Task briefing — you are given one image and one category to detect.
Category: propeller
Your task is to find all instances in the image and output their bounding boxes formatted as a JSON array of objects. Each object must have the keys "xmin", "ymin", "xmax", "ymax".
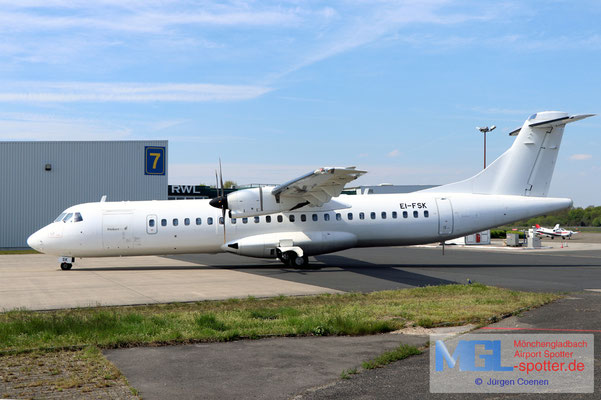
[{"xmin": 209, "ymin": 159, "xmax": 228, "ymax": 243}]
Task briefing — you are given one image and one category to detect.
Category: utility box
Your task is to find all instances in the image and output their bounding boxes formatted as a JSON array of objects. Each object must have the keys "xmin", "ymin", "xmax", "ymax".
[
  {"xmin": 506, "ymin": 233, "xmax": 521, "ymax": 247},
  {"xmin": 448, "ymin": 230, "xmax": 491, "ymax": 245},
  {"xmin": 527, "ymin": 228, "xmax": 541, "ymax": 248},
  {"xmin": 464, "ymin": 230, "xmax": 490, "ymax": 245}
]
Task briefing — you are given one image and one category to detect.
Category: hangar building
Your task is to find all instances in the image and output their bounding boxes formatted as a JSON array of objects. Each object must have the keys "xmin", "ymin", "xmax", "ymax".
[{"xmin": 0, "ymin": 141, "xmax": 168, "ymax": 248}]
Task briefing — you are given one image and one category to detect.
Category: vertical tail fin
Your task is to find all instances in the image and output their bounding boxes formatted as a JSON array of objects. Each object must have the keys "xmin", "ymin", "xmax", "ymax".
[{"xmin": 423, "ymin": 111, "xmax": 594, "ymax": 196}]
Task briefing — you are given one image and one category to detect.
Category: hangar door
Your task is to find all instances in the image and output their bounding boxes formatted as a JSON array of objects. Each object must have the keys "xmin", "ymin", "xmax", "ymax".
[
  {"xmin": 103, "ymin": 212, "xmax": 134, "ymax": 250},
  {"xmin": 436, "ymin": 198, "xmax": 454, "ymax": 235}
]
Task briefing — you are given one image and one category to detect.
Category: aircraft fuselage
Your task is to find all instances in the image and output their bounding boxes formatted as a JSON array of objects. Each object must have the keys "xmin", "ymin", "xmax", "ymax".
[{"xmin": 28, "ymin": 193, "xmax": 571, "ymax": 259}]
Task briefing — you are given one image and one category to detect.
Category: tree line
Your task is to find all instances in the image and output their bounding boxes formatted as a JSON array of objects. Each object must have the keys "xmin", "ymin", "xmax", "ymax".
[{"xmin": 511, "ymin": 206, "xmax": 601, "ymax": 228}]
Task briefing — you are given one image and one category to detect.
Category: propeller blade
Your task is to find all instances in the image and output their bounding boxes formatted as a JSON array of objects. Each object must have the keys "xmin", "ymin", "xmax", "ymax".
[
  {"xmin": 214, "ymin": 170, "xmax": 219, "ymax": 198},
  {"xmin": 219, "ymin": 158, "xmax": 224, "ymax": 199},
  {"xmin": 217, "ymin": 159, "xmax": 226, "ymax": 243},
  {"xmin": 222, "ymin": 206, "xmax": 226, "ymax": 243}
]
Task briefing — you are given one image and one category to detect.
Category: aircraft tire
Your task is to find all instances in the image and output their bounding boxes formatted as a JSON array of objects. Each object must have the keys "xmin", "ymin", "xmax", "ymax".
[
  {"xmin": 293, "ymin": 255, "xmax": 309, "ymax": 268},
  {"xmin": 279, "ymin": 252, "xmax": 292, "ymax": 267},
  {"xmin": 60, "ymin": 263, "xmax": 72, "ymax": 271}
]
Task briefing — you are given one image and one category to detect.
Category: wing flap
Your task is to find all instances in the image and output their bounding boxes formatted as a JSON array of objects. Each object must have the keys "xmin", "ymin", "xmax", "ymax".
[{"xmin": 272, "ymin": 167, "xmax": 366, "ymax": 206}]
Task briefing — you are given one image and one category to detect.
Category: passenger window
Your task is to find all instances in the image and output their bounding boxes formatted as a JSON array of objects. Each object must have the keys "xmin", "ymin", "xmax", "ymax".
[
  {"xmin": 370, "ymin": 212, "xmax": 376, "ymax": 220},
  {"xmin": 381, "ymin": 212, "xmax": 386, "ymax": 219},
  {"xmin": 359, "ymin": 212, "xmax": 365, "ymax": 220},
  {"xmin": 242, "ymin": 217, "xmax": 248, "ymax": 224},
  {"xmin": 231, "ymin": 218, "xmax": 236, "ymax": 224},
  {"xmin": 312, "ymin": 214, "xmax": 318, "ymax": 221},
  {"xmin": 277, "ymin": 215, "xmax": 283, "ymax": 223},
  {"xmin": 289, "ymin": 215, "xmax": 295, "ymax": 222},
  {"xmin": 184, "ymin": 218, "xmax": 190, "ymax": 226},
  {"xmin": 266, "ymin": 216, "xmax": 271, "ymax": 223},
  {"xmin": 196, "ymin": 217, "xmax": 202, "ymax": 225},
  {"xmin": 347, "ymin": 213, "xmax": 353, "ymax": 220},
  {"xmin": 301, "ymin": 214, "xmax": 306, "ymax": 222},
  {"xmin": 74, "ymin": 212, "xmax": 83, "ymax": 222},
  {"xmin": 254, "ymin": 216, "xmax": 260, "ymax": 223},
  {"xmin": 324, "ymin": 213, "xmax": 330, "ymax": 221},
  {"xmin": 403, "ymin": 211, "xmax": 408, "ymax": 219},
  {"xmin": 220, "ymin": 217, "xmax": 225, "ymax": 225},
  {"xmin": 173, "ymin": 218, "xmax": 179, "ymax": 226},
  {"xmin": 149, "ymin": 219, "xmax": 155, "ymax": 227},
  {"xmin": 392, "ymin": 211, "xmax": 397, "ymax": 219},
  {"xmin": 161, "ymin": 219, "xmax": 167, "ymax": 226},
  {"xmin": 207, "ymin": 217, "xmax": 213, "ymax": 225},
  {"xmin": 413, "ymin": 211, "xmax": 418, "ymax": 218},
  {"xmin": 54, "ymin": 213, "xmax": 66, "ymax": 223},
  {"xmin": 62, "ymin": 213, "xmax": 73, "ymax": 223},
  {"xmin": 424, "ymin": 210, "xmax": 429, "ymax": 218},
  {"xmin": 336, "ymin": 213, "xmax": 341, "ymax": 221}
]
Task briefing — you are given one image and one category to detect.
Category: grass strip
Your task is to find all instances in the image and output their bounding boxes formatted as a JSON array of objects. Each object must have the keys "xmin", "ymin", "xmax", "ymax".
[
  {"xmin": 0, "ymin": 249, "xmax": 39, "ymax": 255},
  {"xmin": 361, "ymin": 344, "xmax": 422, "ymax": 369},
  {"xmin": 0, "ymin": 283, "xmax": 560, "ymax": 353}
]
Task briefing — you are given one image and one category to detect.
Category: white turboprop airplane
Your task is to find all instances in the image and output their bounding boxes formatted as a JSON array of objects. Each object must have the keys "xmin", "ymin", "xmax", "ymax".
[
  {"xmin": 28, "ymin": 111, "xmax": 593, "ymax": 270},
  {"xmin": 535, "ymin": 224, "xmax": 578, "ymax": 239}
]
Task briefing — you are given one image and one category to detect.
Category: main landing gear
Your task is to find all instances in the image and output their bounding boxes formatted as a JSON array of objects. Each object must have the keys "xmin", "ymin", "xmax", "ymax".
[{"xmin": 279, "ymin": 251, "xmax": 309, "ymax": 268}]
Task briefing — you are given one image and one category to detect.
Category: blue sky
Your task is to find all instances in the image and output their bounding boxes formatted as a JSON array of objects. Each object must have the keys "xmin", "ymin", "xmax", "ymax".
[{"xmin": 1, "ymin": 0, "xmax": 599, "ymax": 206}]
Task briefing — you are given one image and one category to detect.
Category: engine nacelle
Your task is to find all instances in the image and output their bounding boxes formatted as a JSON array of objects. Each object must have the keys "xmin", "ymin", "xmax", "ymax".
[
  {"xmin": 226, "ymin": 186, "xmax": 304, "ymax": 218},
  {"xmin": 221, "ymin": 231, "xmax": 358, "ymax": 258}
]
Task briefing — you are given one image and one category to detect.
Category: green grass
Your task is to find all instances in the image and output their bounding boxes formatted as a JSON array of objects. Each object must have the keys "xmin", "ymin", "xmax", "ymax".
[
  {"xmin": 340, "ymin": 367, "xmax": 358, "ymax": 379},
  {"xmin": 0, "ymin": 249, "xmax": 39, "ymax": 255},
  {"xmin": 361, "ymin": 344, "xmax": 422, "ymax": 369},
  {"xmin": 0, "ymin": 283, "xmax": 560, "ymax": 353}
]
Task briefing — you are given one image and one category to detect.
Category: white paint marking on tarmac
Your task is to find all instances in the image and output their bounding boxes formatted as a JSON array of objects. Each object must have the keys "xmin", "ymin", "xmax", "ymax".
[{"xmin": 584, "ymin": 289, "xmax": 601, "ymax": 292}]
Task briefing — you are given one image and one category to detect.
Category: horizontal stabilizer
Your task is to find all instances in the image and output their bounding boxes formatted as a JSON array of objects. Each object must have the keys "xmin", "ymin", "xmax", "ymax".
[{"xmin": 509, "ymin": 114, "xmax": 594, "ymax": 136}]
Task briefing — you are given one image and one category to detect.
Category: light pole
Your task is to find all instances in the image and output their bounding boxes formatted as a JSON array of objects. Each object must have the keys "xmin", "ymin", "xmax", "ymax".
[{"xmin": 476, "ymin": 125, "xmax": 496, "ymax": 169}]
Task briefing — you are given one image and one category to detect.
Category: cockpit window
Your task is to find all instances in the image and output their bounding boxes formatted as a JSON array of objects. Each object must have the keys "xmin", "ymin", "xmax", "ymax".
[
  {"xmin": 54, "ymin": 213, "xmax": 66, "ymax": 223},
  {"xmin": 73, "ymin": 212, "xmax": 83, "ymax": 222},
  {"xmin": 529, "ymin": 113, "xmax": 537, "ymax": 120},
  {"xmin": 62, "ymin": 213, "xmax": 73, "ymax": 223}
]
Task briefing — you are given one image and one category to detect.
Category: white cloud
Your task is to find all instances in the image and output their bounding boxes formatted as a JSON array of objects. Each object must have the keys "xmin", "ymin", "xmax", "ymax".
[
  {"xmin": 387, "ymin": 149, "xmax": 400, "ymax": 157},
  {"xmin": 0, "ymin": 112, "xmax": 131, "ymax": 140},
  {"xmin": 0, "ymin": 82, "xmax": 272, "ymax": 103},
  {"xmin": 569, "ymin": 154, "xmax": 593, "ymax": 161}
]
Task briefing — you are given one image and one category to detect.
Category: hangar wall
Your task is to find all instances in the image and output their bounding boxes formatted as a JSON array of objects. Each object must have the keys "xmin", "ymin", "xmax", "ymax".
[{"xmin": 0, "ymin": 141, "xmax": 168, "ymax": 248}]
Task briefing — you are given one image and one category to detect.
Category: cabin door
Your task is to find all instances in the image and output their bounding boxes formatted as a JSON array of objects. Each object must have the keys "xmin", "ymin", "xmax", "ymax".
[{"xmin": 436, "ymin": 198, "xmax": 454, "ymax": 235}]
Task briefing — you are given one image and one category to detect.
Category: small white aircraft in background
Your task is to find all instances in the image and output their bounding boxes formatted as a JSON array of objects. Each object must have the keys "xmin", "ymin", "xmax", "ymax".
[
  {"xmin": 535, "ymin": 224, "xmax": 579, "ymax": 239},
  {"xmin": 27, "ymin": 111, "xmax": 593, "ymax": 270}
]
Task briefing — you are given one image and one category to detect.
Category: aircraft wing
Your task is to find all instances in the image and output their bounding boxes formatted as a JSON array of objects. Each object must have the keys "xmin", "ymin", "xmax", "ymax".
[{"xmin": 272, "ymin": 167, "xmax": 366, "ymax": 207}]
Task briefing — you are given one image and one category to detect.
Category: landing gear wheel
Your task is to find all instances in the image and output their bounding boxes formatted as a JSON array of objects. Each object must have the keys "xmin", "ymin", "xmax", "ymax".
[
  {"xmin": 60, "ymin": 262, "xmax": 72, "ymax": 270},
  {"xmin": 293, "ymin": 255, "xmax": 309, "ymax": 268},
  {"xmin": 279, "ymin": 252, "xmax": 293, "ymax": 266}
]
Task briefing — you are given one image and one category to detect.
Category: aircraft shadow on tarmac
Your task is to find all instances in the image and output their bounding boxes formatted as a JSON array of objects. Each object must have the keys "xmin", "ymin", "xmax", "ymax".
[{"xmin": 72, "ymin": 254, "xmax": 456, "ymax": 288}]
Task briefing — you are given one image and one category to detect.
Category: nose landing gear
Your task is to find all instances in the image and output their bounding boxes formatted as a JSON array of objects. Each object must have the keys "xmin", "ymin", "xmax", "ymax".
[
  {"xmin": 59, "ymin": 256, "xmax": 74, "ymax": 271},
  {"xmin": 60, "ymin": 262, "xmax": 72, "ymax": 270}
]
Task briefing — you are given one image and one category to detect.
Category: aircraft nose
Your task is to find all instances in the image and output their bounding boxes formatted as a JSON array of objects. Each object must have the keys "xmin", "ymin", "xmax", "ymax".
[{"xmin": 27, "ymin": 231, "xmax": 43, "ymax": 251}]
